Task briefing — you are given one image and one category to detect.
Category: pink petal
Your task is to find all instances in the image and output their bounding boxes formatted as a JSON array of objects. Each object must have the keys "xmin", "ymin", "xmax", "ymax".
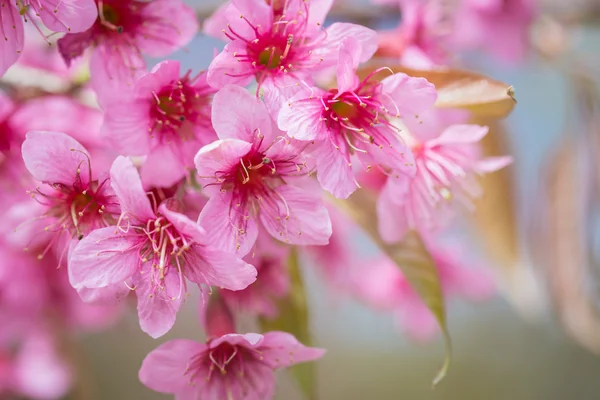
[
  {"xmin": 101, "ymin": 99, "xmax": 151, "ymax": 157},
  {"xmin": 336, "ymin": 37, "xmax": 361, "ymax": 94},
  {"xmin": 313, "ymin": 140, "xmax": 358, "ymax": 199},
  {"xmin": 11, "ymin": 96, "xmax": 103, "ymax": 145},
  {"xmin": 318, "ymin": 23, "xmax": 378, "ymax": 68},
  {"xmin": 68, "ymin": 226, "xmax": 141, "ymax": 289},
  {"xmin": 429, "ymin": 124, "xmax": 489, "ymax": 146},
  {"xmin": 135, "ymin": 0, "xmax": 198, "ymax": 57},
  {"xmin": 231, "ymin": 0, "xmax": 273, "ymax": 28},
  {"xmin": 21, "ymin": 130, "xmax": 91, "ymax": 186},
  {"xmin": 475, "ymin": 155, "xmax": 513, "ymax": 173},
  {"xmin": 202, "ymin": 2, "xmax": 233, "ymax": 40},
  {"xmin": 259, "ymin": 185, "xmax": 332, "ymax": 246},
  {"xmin": 158, "ymin": 201, "xmax": 206, "ymax": 242},
  {"xmin": 110, "ymin": 156, "xmax": 156, "ymax": 222},
  {"xmin": 206, "ymin": 45, "xmax": 255, "ymax": 89},
  {"xmin": 13, "ymin": 334, "xmax": 72, "ymax": 400},
  {"xmin": 211, "ymin": 84, "xmax": 273, "ymax": 143},
  {"xmin": 185, "ymin": 247, "xmax": 257, "ymax": 291},
  {"xmin": 0, "ymin": 7, "xmax": 24, "ymax": 76},
  {"xmin": 260, "ymin": 331, "xmax": 326, "ymax": 368},
  {"xmin": 89, "ymin": 44, "xmax": 146, "ymax": 103},
  {"xmin": 135, "ymin": 266, "xmax": 184, "ymax": 338},
  {"xmin": 377, "ymin": 178, "xmax": 411, "ymax": 243},
  {"xmin": 277, "ymin": 92, "xmax": 327, "ymax": 141},
  {"xmin": 36, "ymin": 0, "xmax": 97, "ymax": 33},
  {"xmin": 76, "ymin": 284, "xmax": 131, "ymax": 306},
  {"xmin": 197, "ymin": 191, "xmax": 259, "ymax": 256},
  {"xmin": 139, "ymin": 339, "xmax": 205, "ymax": 394},
  {"xmin": 141, "ymin": 144, "xmax": 188, "ymax": 188},
  {"xmin": 194, "ymin": 138, "xmax": 252, "ymax": 195},
  {"xmin": 380, "ymin": 72, "xmax": 437, "ymax": 117}
]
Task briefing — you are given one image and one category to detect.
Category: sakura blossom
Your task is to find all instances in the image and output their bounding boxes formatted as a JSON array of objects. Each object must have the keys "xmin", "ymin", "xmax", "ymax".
[
  {"xmin": 0, "ymin": 0, "xmax": 542, "ymax": 397},
  {"xmin": 195, "ymin": 84, "xmax": 332, "ymax": 255},
  {"xmin": 57, "ymin": 0, "xmax": 198, "ymax": 96},
  {"xmin": 279, "ymin": 36, "xmax": 437, "ymax": 198},
  {"xmin": 139, "ymin": 331, "xmax": 325, "ymax": 400},
  {"xmin": 0, "ymin": 0, "xmax": 97, "ymax": 77},
  {"xmin": 204, "ymin": 0, "xmax": 377, "ymax": 91},
  {"xmin": 99, "ymin": 60, "xmax": 217, "ymax": 188},
  {"xmin": 69, "ymin": 156, "xmax": 257, "ymax": 338},
  {"xmin": 372, "ymin": 109, "xmax": 512, "ymax": 242},
  {"xmin": 17, "ymin": 131, "xmax": 119, "ymax": 261}
]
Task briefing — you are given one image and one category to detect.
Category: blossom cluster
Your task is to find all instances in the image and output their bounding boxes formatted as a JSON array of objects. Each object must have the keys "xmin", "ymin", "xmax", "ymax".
[{"xmin": 0, "ymin": 0, "xmax": 529, "ymax": 398}]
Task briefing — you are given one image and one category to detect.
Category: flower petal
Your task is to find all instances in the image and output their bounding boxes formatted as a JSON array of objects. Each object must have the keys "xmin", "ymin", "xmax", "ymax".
[
  {"xmin": 318, "ymin": 23, "xmax": 378, "ymax": 68},
  {"xmin": 68, "ymin": 227, "xmax": 141, "ymax": 289},
  {"xmin": 36, "ymin": 0, "xmax": 97, "ymax": 33},
  {"xmin": 135, "ymin": 0, "xmax": 198, "ymax": 56},
  {"xmin": 428, "ymin": 124, "xmax": 489, "ymax": 146},
  {"xmin": 232, "ymin": 0, "xmax": 273, "ymax": 28},
  {"xmin": 380, "ymin": 73, "xmax": 438, "ymax": 117},
  {"xmin": 0, "ymin": 7, "xmax": 24, "ymax": 76},
  {"xmin": 259, "ymin": 185, "xmax": 332, "ymax": 246},
  {"xmin": 206, "ymin": 45, "xmax": 255, "ymax": 89},
  {"xmin": 194, "ymin": 138, "xmax": 252, "ymax": 196},
  {"xmin": 141, "ymin": 144, "xmax": 188, "ymax": 188},
  {"xmin": 135, "ymin": 266, "xmax": 184, "ymax": 338},
  {"xmin": 197, "ymin": 191, "xmax": 259, "ymax": 256},
  {"xmin": 336, "ymin": 37, "xmax": 361, "ymax": 93},
  {"xmin": 184, "ymin": 247, "xmax": 257, "ymax": 291},
  {"xmin": 110, "ymin": 156, "xmax": 156, "ymax": 222},
  {"xmin": 277, "ymin": 92, "xmax": 327, "ymax": 141},
  {"xmin": 260, "ymin": 331, "xmax": 326, "ymax": 368},
  {"xmin": 139, "ymin": 339, "xmax": 205, "ymax": 394},
  {"xmin": 21, "ymin": 130, "xmax": 91, "ymax": 186},
  {"xmin": 211, "ymin": 84, "xmax": 273, "ymax": 143},
  {"xmin": 313, "ymin": 140, "xmax": 358, "ymax": 199}
]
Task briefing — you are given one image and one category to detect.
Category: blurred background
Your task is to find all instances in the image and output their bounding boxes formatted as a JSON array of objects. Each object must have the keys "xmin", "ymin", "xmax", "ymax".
[{"xmin": 70, "ymin": 0, "xmax": 600, "ymax": 399}]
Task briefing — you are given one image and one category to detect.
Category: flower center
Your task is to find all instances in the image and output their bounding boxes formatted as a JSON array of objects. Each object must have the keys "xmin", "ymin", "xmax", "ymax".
[
  {"xmin": 149, "ymin": 76, "xmax": 214, "ymax": 142},
  {"xmin": 331, "ymin": 101, "xmax": 359, "ymax": 119},
  {"xmin": 258, "ymin": 47, "xmax": 284, "ymax": 69},
  {"xmin": 237, "ymin": 153, "xmax": 271, "ymax": 185},
  {"xmin": 101, "ymin": 4, "xmax": 119, "ymax": 25}
]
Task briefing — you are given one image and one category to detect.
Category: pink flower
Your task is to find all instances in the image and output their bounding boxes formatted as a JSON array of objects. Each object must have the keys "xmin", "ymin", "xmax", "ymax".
[
  {"xmin": 449, "ymin": 0, "xmax": 535, "ymax": 63},
  {"xmin": 139, "ymin": 331, "xmax": 325, "ymax": 400},
  {"xmin": 69, "ymin": 156, "xmax": 257, "ymax": 338},
  {"xmin": 5, "ymin": 333, "xmax": 72, "ymax": 400},
  {"xmin": 221, "ymin": 234, "xmax": 290, "ymax": 318},
  {"xmin": 278, "ymin": 37, "xmax": 437, "ymax": 198},
  {"xmin": 57, "ymin": 0, "xmax": 198, "ymax": 95},
  {"xmin": 0, "ymin": 0, "xmax": 97, "ymax": 77},
  {"xmin": 195, "ymin": 84, "xmax": 332, "ymax": 256},
  {"xmin": 353, "ymin": 238, "xmax": 495, "ymax": 342},
  {"xmin": 378, "ymin": 0, "xmax": 452, "ymax": 68},
  {"xmin": 100, "ymin": 60, "xmax": 217, "ymax": 188},
  {"xmin": 374, "ymin": 110, "xmax": 512, "ymax": 242},
  {"xmin": 204, "ymin": 0, "xmax": 377, "ymax": 91},
  {"xmin": 18, "ymin": 131, "xmax": 119, "ymax": 261}
]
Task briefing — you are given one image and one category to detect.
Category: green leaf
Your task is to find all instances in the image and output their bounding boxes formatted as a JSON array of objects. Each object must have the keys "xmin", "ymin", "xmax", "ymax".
[
  {"xmin": 332, "ymin": 190, "xmax": 452, "ymax": 387},
  {"xmin": 258, "ymin": 249, "xmax": 318, "ymax": 399}
]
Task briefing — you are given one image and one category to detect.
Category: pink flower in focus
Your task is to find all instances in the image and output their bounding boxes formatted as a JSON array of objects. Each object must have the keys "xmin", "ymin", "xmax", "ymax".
[
  {"xmin": 0, "ymin": 0, "xmax": 97, "ymax": 77},
  {"xmin": 139, "ymin": 331, "xmax": 325, "ymax": 400},
  {"xmin": 57, "ymin": 0, "xmax": 198, "ymax": 95},
  {"xmin": 18, "ymin": 131, "xmax": 119, "ymax": 260},
  {"xmin": 354, "ymin": 238, "xmax": 495, "ymax": 342},
  {"xmin": 69, "ymin": 156, "xmax": 257, "ymax": 338},
  {"xmin": 372, "ymin": 109, "xmax": 512, "ymax": 242},
  {"xmin": 204, "ymin": 0, "xmax": 377, "ymax": 91},
  {"xmin": 279, "ymin": 37, "xmax": 437, "ymax": 198},
  {"xmin": 221, "ymin": 234, "xmax": 290, "ymax": 318},
  {"xmin": 450, "ymin": 0, "xmax": 535, "ymax": 63},
  {"xmin": 195, "ymin": 84, "xmax": 332, "ymax": 256},
  {"xmin": 100, "ymin": 60, "xmax": 217, "ymax": 188}
]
